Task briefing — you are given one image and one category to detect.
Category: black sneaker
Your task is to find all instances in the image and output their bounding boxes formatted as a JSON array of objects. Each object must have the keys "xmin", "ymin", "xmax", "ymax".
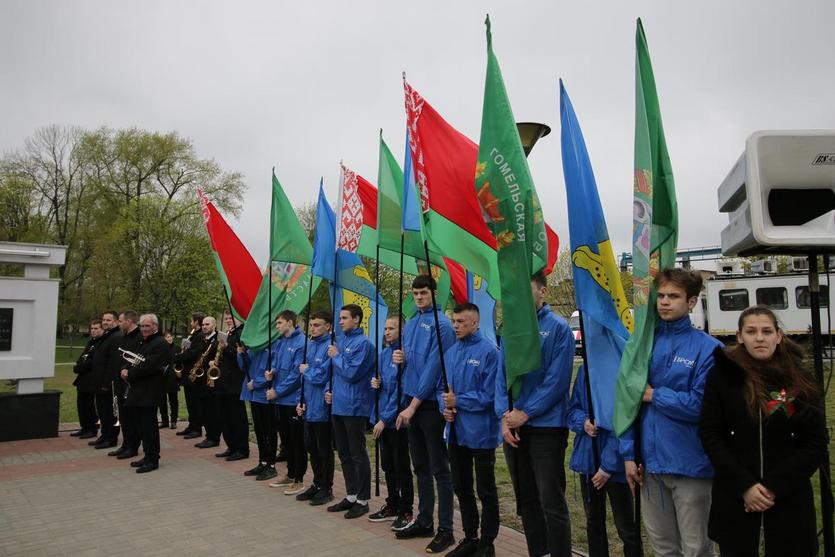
[
  {"xmin": 446, "ymin": 538, "xmax": 479, "ymax": 557},
  {"xmin": 394, "ymin": 520, "xmax": 434, "ymax": 539},
  {"xmin": 368, "ymin": 504, "xmax": 398, "ymax": 522},
  {"xmin": 244, "ymin": 463, "xmax": 266, "ymax": 477},
  {"xmin": 295, "ymin": 485, "xmax": 319, "ymax": 501},
  {"xmin": 391, "ymin": 512, "xmax": 413, "ymax": 531},
  {"xmin": 425, "ymin": 529, "xmax": 455, "ymax": 554},
  {"xmin": 327, "ymin": 498, "xmax": 354, "ymax": 513},
  {"xmin": 473, "ymin": 541, "xmax": 495, "ymax": 557},
  {"xmin": 310, "ymin": 489, "xmax": 334, "ymax": 506},
  {"xmin": 344, "ymin": 502, "xmax": 369, "ymax": 519},
  {"xmin": 255, "ymin": 465, "xmax": 277, "ymax": 481}
]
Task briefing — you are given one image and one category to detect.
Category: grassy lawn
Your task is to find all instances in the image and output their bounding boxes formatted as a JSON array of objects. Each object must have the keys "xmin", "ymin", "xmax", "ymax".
[{"xmin": 5, "ymin": 347, "xmax": 832, "ymax": 556}]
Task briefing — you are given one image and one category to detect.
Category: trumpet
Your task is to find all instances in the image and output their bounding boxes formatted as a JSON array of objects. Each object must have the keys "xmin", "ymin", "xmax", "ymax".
[
  {"xmin": 188, "ymin": 341, "xmax": 214, "ymax": 383},
  {"xmin": 173, "ymin": 327, "xmax": 195, "ymax": 379},
  {"xmin": 118, "ymin": 347, "xmax": 146, "ymax": 366}
]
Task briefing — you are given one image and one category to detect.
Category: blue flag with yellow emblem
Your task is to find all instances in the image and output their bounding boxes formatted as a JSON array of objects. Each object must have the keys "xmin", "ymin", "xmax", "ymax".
[{"xmin": 560, "ymin": 80, "xmax": 633, "ymax": 430}]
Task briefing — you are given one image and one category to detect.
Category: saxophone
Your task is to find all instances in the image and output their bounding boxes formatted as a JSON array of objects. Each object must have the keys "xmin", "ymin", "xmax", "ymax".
[
  {"xmin": 206, "ymin": 344, "xmax": 222, "ymax": 388},
  {"xmin": 173, "ymin": 327, "xmax": 196, "ymax": 379},
  {"xmin": 188, "ymin": 341, "xmax": 214, "ymax": 383}
]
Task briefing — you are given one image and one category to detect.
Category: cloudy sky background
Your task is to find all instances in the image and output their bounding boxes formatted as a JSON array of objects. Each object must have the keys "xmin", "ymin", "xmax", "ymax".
[{"xmin": 2, "ymin": 1, "xmax": 834, "ymax": 266}]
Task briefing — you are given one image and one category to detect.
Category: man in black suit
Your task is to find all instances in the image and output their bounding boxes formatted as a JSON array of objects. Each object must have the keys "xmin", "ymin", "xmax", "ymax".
[
  {"xmin": 71, "ymin": 319, "xmax": 103, "ymax": 439},
  {"xmin": 90, "ymin": 310, "xmax": 123, "ymax": 449},
  {"xmin": 174, "ymin": 312, "xmax": 207, "ymax": 439},
  {"xmin": 122, "ymin": 313, "xmax": 171, "ymax": 473},
  {"xmin": 213, "ymin": 311, "xmax": 250, "ymax": 461},
  {"xmin": 109, "ymin": 310, "xmax": 143, "ymax": 459}
]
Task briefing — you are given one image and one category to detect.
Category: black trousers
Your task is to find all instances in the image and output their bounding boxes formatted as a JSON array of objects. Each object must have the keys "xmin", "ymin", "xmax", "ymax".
[
  {"xmin": 158, "ymin": 391, "xmax": 178, "ymax": 425},
  {"xmin": 579, "ymin": 474, "xmax": 642, "ymax": 557},
  {"xmin": 408, "ymin": 402, "xmax": 454, "ymax": 531},
  {"xmin": 94, "ymin": 391, "xmax": 119, "ymax": 442},
  {"xmin": 76, "ymin": 391, "xmax": 98, "ymax": 433},
  {"xmin": 183, "ymin": 382, "xmax": 202, "ymax": 434},
  {"xmin": 133, "ymin": 405, "xmax": 160, "ymax": 462},
  {"xmin": 217, "ymin": 394, "xmax": 249, "ymax": 455},
  {"xmin": 449, "ymin": 443, "xmax": 500, "ymax": 542},
  {"xmin": 332, "ymin": 415, "xmax": 371, "ymax": 501},
  {"xmin": 250, "ymin": 401, "xmax": 276, "ymax": 465},
  {"xmin": 504, "ymin": 427, "xmax": 571, "ymax": 557},
  {"xmin": 118, "ymin": 396, "xmax": 140, "ymax": 452},
  {"xmin": 278, "ymin": 405, "xmax": 307, "ymax": 481},
  {"xmin": 380, "ymin": 427, "xmax": 414, "ymax": 513},
  {"xmin": 199, "ymin": 393, "xmax": 221, "ymax": 442},
  {"xmin": 305, "ymin": 420, "xmax": 334, "ymax": 491}
]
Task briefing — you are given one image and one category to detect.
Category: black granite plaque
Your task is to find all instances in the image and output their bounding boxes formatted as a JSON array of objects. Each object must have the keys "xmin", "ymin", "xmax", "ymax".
[{"xmin": 0, "ymin": 308, "xmax": 12, "ymax": 351}]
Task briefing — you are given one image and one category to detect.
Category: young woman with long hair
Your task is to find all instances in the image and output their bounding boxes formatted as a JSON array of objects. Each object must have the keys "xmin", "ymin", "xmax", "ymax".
[{"xmin": 699, "ymin": 305, "xmax": 827, "ymax": 556}]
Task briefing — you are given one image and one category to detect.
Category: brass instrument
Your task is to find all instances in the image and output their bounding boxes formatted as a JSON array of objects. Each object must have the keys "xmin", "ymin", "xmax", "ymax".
[
  {"xmin": 173, "ymin": 328, "xmax": 196, "ymax": 379},
  {"xmin": 206, "ymin": 348, "xmax": 222, "ymax": 388},
  {"xmin": 118, "ymin": 348, "xmax": 145, "ymax": 401},
  {"xmin": 188, "ymin": 340, "xmax": 214, "ymax": 383}
]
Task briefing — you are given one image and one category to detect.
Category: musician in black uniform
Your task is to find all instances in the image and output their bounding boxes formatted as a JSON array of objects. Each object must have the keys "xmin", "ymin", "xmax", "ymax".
[
  {"xmin": 89, "ymin": 311, "xmax": 122, "ymax": 449},
  {"xmin": 175, "ymin": 312, "xmax": 206, "ymax": 439},
  {"xmin": 158, "ymin": 330, "xmax": 180, "ymax": 429},
  {"xmin": 70, "ymin": 319, "xmax": 103, "ymax": 438},
  {"xmin": 194, "ymin": 316, "xmax": 222, "ymax": 449},
  {"xmin": 121, "ymin": 313, "xmax": 171, "ymax": 473},
  {"xmin": 109, "ymin": 310, "xmax": 143, "ymax": 460},
  {"xmin": 213, "ymin": 311, "xmax": 250, "ymax": 461}
]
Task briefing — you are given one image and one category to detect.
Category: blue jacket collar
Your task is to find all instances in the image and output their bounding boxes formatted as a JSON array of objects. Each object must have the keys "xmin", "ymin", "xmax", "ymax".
[
  {"xmin": 344, "ymin": 327, "xmax": 364, "ymax": 338},
  {"xmin": 657, "ymin": 314, "xmax": 692, "ymax": 334},
  {"xmin": 284, "ymin": 327, "xmax": 301, "ymax": 340},
  {"xmin": 458, "ymin": 330, "xmax": 483, "ymax": 345},
  {"xmin": 310, "ymin": 333, "xmax": 330, "ymax": 344},
  {"xmin": 386, "ymin": 340, "xmax": 401, "ymax": 350},
  {"xmin": 417, "ymin": 304, "xmax": 441, "ymax": 315},
  {"xmin": 536, "ymin": 303, "xmax": 552, "ymax": 320}
]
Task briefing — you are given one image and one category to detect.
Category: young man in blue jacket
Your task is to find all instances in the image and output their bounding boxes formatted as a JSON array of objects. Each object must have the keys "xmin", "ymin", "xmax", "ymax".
[
  {"xmin": 237, "ymin": 318, "xmax": 280, "ymax": 482},
  {"xmin": 326, "ymin": 304, "xmax": 376, "ymax": 519},
  {"xmin": 623, "ymin": 268, "xmax": 722, "ymax": 557},
  {"xmin": 495, "ymin": 271, "xmax": 575, "ymax": 557},
  {"xmin": 369, "ymin": 314, "xmax": 414, "ymax": 530},
  {"xmin": 441, "ymin": 303, "xmax": 500, "ymax": 557},
  {"xmin": 266, "ymin": 310, "xmax": 307, "ymax": 495},
  {"xmin": 393, "ymin": 274, "xmax": 456, "ymax": 554},
  {"xmin": 295, "ymin": 310, "xmax": 335, "ymax": 506},
  {"xmin": 568, "ymin": 366, "xmax": 640, "ymax": 557}
]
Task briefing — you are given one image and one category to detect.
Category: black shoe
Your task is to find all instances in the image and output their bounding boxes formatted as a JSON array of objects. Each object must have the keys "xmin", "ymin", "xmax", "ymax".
[
  {"xmin": 425, "ymin": 529, "xmax": 455, "ymax": 554},
  {"xmin": 327, "ymin": 498, "xmax": 354, "ymax": 513},
  {"xmin": 215, "ymin": 448, "xmax": 233, "ymax": 458},
  {"xmin": 395, "ymin": 520, "xmax": 435, "ymax": 539},
  {"xmin": 88, "ymin": 436, "xmax": 104, "ymax": 446},
  {"xmin": 446, "ymin": 538, "xmax": 479, "ymax": 557},
  {"xmin": 107, "ymin": 447, "xmax": 127, "ymax": 457},
  {"xmin": 255, "ymin": 465, "xmax": 277, "ymax": 481},
  {"xmin": 175, "ymin": 428, "xmax": 191, "ymax": 436},
  {"xmin": 276, "ymin": 451, "xmax": 287, "ymax": 463},
  {"xmin": 94, "ymin": 439, "xmax": 117, "ymax": 449},
  {"xmin": 473, "ymin": 542, "xmax": 495, "ymax": 557},
  {"xmin": 70, "ymin": 429, "xmax": 85, "ymax": 437},
  {"xmin": 183, "ymin": 431, "xmax": 201, "ymax": 440},
  {"xmin": 391, "ymin": 512, "xmax": 413, "ymax": 531},
  {"xmin": 368, "ymin": 504, "xmax": 398, "ymax": 522},
  {"xmin": 309, "ymin": 489, "xmax": 334, "ymax": 506},
  {"xmin": 344, "ymin": 502, "xmax": 369, "ymax": 519},
  {"xmin": 244, "ymin": 463, "xmax": 265, "ymax": 476},
  {"xmin": 136, "ymin": 461, "xmax": 159, "ymax": 473},
  {"xmin": 129, "ymin": 458, "xmax": 147, "ymax": 468},
  {"xmin": 195, "ymin": 439, "xmax": 219, "ymax": 449},
  {"xmin": 79, "ymin": 431, "xmax": 98, "ymax": 439},
  {"xmin": 295, "ymin": 485, "xmax": 319, "ymax": 501},
  {"xmin": 116, "ymin": 450, "xmax": 139, "ymax": 460},
  {"xmin": 158, "ymin": 422, "xmax": 169, "ymax": 429},
  {"xmin": 169, "ymin": 421, "xmax": 177, "ymax": 430},
  {"xmin": 226, "ymin": 452, "xmax": 249, "ymax": 462}
]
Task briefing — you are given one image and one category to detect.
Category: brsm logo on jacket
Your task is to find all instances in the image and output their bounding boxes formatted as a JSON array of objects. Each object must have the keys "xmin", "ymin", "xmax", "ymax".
[
  {"xmin": 673, "ymin": 355, "xmax": 695, "ymax": 368},
  {"xmin": 467, "ymin": 358, "xmax": 481, "ymax": 367},
  {"xmin": 420, "ymin": 323, "xmax": 432, "ymax": 331},
  {"xmin": 539, "ymin": 330, "xmax": 550, "ymax": 338}
]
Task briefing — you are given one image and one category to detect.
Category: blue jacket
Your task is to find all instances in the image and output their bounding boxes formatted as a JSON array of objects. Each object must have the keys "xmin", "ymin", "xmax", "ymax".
[
  {"xmin": 270, "ymin": 327, "xmax": 305, "ymax": 406},
  {"xmin": 402, "ymin": 306, "xmax": 455, "ymax": 403},
  {"xmin": 620, "ymin": 315, "xmax": 723, "ymax": 479},
  {"xmin": 568, "ymin": 366, "xmax": 629, "ymax": 483},
  {"xmin": 371, "ymin": 341, "xmax": 406, "ymax": 428},
  {"xmin": 302, "ymin": 334, "xmax": 331, "ymax": 423},
  {"xmin": 331, "ymin": 327, "xmax": 375, "ymax": 417},
  {"xmin": 494, "ymin": 304, "xmax": 575, "ymax": 427},
  {"xmin": 440, "ymin": 330, "xmax": 500, "ymax": 449},
  {"xmin": 238, "ymin": 342, "xmax": 277, "ymax": 404}
]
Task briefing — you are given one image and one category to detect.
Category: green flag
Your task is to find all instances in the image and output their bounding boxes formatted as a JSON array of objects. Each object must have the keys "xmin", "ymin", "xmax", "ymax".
[
  {"xmin": 613, "ymin": 19, "xmax": 679, "ymax": 436},
  {"xmin": 475, "ymin": 15, "xmax": 544, "ymax": 397},
  {"xmin": 241, "ymin": 169, "xmax": 322, "ymax": 351}
]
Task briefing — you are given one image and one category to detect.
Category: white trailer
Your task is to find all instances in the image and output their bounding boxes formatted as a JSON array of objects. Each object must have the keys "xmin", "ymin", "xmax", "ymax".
[{"xmin": 702, "ymin": 273, "xmax": 834, "ymax": 337}]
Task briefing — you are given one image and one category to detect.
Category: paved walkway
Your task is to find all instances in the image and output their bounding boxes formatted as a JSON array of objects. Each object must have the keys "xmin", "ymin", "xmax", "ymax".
[{"xmin": 0, "ymin": 425, "xmax": 565, "ymax": 557}]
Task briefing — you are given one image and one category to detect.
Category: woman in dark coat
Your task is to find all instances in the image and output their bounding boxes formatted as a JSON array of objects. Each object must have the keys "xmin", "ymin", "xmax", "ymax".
[
  {"xmin": 699, "ymin": 305, "xmax": 827, "ymax": 557},
  {"xmin": 158, "ymin": 330, "xmax": 180, "ymax": 429}
]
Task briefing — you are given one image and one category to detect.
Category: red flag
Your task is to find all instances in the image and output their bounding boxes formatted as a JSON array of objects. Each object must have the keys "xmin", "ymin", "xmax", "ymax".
[{"xmin": 545, "ymin": 223, "xmax": 559, "ymax": 275}]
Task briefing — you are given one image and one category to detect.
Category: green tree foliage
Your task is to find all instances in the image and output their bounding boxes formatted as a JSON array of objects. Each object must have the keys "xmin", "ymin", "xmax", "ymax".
[{"xmin": 0, "ymin": 125, "xmax": 246, "ymax": 334}]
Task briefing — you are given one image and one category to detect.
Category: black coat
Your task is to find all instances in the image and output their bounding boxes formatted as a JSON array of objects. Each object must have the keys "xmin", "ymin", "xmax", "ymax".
[
  {"xmin": 161, "ymin": 342, "xmax": 180, "ymax": 393},
  {"xmin": 174, "ymin": 330, "xmax": 206, "ymax": 390},
  {"xmin": 90, "ymin": 327, "xmax": 123, "ymax": 392},
  {"xmin": 699, "ymin": 348, "xmax": 827, "ymax": 556},
  {"xmin": 125, "ymin": 331, "xmax": 171, "ymax": 407},
  {"xmin": 213, "ymin": 324, "xmax": 245, "ymax": 395},
  {"xmin": 115, "ymin": 327, "xmax": 143, "ymax": 397},
  {"xmin": 72, "ymin": 337, "xmax": 100, "ymax": 394}
]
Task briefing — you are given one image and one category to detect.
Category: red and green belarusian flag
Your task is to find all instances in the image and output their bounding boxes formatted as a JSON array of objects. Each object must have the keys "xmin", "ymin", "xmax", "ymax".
[
  {"xmin": 198, "ymin": 189, "xmax": 262, "ymax": 320},
  {"xmin": 475, "ymin": 16, "xmax": 546, "ymax": 395},
  {"xmin": 614, "ymin": 19, "xmax": 679, "ymax": 436}
]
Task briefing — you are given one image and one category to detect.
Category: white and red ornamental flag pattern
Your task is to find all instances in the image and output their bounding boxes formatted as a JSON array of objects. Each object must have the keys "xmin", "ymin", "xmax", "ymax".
[{"xmin": 337, "ymin": 164, "xmax": 364, "ymax": 253}]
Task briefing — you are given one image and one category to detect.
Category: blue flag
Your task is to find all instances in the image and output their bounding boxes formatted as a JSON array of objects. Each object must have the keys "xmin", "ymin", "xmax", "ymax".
[
  {"xmin": 311, "ymin": 180, "xmax": 336, "ymax": 282},
  {"xmin": 560, "ymin": 80, "xmax": 633, "ymax": 430},
  {"xmin": 402, "ymin": 131, "xmax": 422, "ymax": 233},
  {"xmin": 466, "ymin": 272, "xmax": 497, "ymax": 347}
]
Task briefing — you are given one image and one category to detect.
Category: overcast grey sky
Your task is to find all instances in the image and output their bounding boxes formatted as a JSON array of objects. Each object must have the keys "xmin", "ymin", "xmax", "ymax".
[{"xmin": 2, "ymin": 0, "xmax": 834, "ymax": 265}]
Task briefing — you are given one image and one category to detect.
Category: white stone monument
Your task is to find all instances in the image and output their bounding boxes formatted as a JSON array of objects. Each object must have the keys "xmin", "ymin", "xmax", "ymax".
[{"xmin": 0, "ymin": 241, "xmax": 67, "ymax": 441}]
